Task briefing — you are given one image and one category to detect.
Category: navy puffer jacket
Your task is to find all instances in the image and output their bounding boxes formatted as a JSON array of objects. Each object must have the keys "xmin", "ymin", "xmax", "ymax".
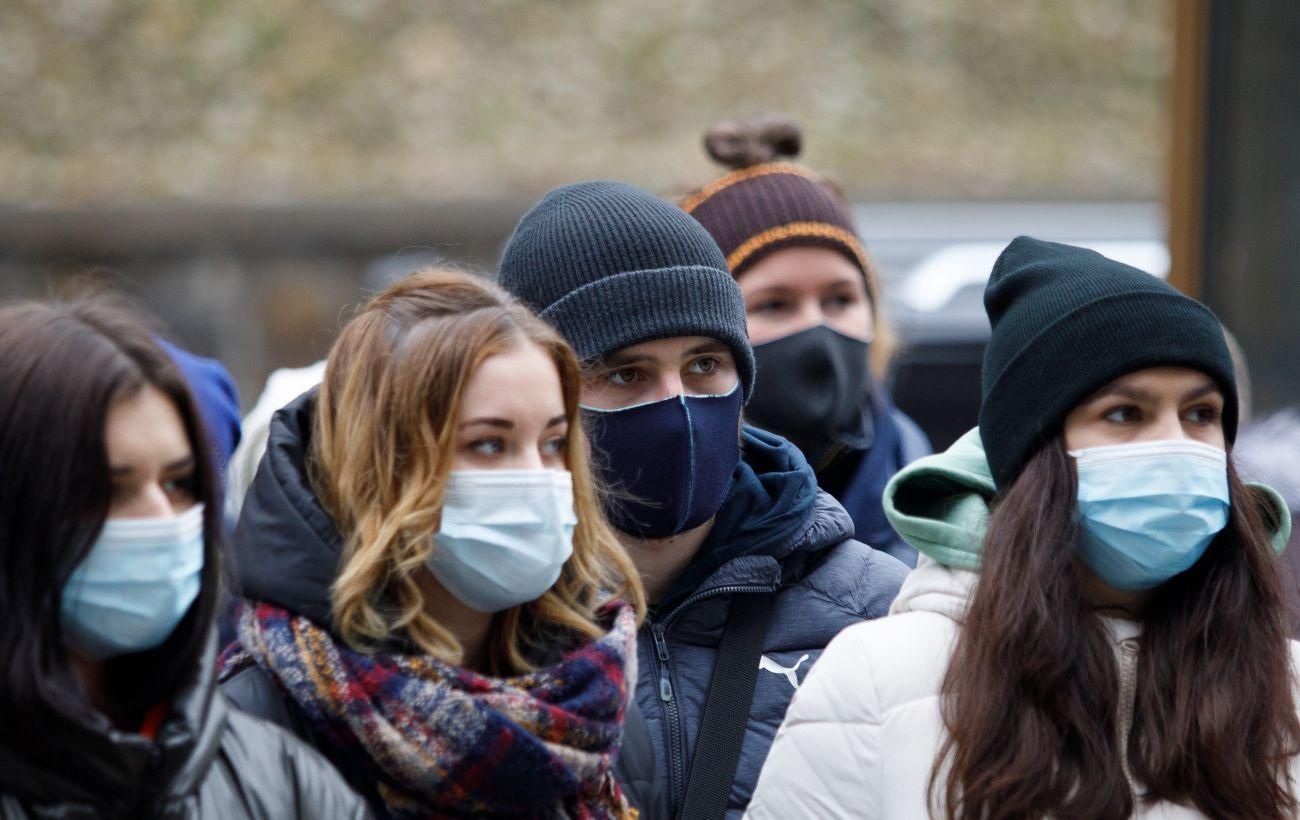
[{"xmin": 638, "ymin": 425, "xmax": 908, "ymax": 818}]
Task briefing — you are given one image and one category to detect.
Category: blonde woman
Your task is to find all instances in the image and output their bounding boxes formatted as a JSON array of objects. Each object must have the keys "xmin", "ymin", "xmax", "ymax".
[{"xmin": 220, "ymin": 270, "xmax": 652, "ymax": 820}]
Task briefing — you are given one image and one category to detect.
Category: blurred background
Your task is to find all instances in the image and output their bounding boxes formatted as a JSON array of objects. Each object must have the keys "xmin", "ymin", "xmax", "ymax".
[{"xmin": 1, "ymin": 0, "xmax": 1295, "ymax": 446}]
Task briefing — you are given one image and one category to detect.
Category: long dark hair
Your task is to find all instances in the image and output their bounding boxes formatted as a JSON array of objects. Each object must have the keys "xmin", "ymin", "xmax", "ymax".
[
  {"xmin": 0, "ymin": 298, "xmax": 221, "ymax": 783},
  {"xmin": 933, "ymin": 437, "xmax": 1299, "ymax": 819}
]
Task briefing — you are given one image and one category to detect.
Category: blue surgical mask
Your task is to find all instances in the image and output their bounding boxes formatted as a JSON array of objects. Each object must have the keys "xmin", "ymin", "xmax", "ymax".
[
  {"xmin": 61, "ymin": 503, "xmax": 206, "ymax": 660},
  {"xmin": 1070, "ymin": 440, "xmax": 1230, "ymax": 592},
  {"xmin": 582, "ymin": 382, "xmax": 742, "ymax": 538},
  {"xmin": 428, "ymin": 470, "xmax": 576, "ymax": 613}
]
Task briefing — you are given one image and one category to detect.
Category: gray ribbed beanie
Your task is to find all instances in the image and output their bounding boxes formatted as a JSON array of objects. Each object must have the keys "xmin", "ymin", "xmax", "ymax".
[{"xmin": 497, "ymin": 180, "xmax": 755, "ymax": 400}]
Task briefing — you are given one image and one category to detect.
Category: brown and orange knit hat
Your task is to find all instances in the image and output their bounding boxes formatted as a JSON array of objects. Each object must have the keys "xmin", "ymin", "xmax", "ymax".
[{"xmin": 682, "ymin": 117, "xmax": 875, "ymax": 302}]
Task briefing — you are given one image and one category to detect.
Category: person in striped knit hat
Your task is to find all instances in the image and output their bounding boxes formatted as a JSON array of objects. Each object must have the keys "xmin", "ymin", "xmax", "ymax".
[{"xmin": 684, "ymin": 116, "xmax": 930, "ymax": 566}]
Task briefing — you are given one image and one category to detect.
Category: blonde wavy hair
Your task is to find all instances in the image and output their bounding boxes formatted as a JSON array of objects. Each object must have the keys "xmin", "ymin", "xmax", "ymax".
[{"xmin": 311, "ymin": 268, "xmax": 646, "ymax": 674}]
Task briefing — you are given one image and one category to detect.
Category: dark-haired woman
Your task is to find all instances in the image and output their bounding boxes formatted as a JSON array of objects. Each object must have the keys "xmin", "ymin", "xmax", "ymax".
[
  {"xmin": 0, "ymin": 299, "xmax": 369, "ymax": 819},
  {"xmin": 746, "ymin": 237, "xmax": 1300, "ymax": 819},
  {"xmin": 684, "ymin": 116, "xmax": 930, "ymax": 566}
]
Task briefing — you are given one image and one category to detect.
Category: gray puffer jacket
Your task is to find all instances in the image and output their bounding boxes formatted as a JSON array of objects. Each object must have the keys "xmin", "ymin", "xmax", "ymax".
[
  {"xmin": 0, "ymin": 634, "xmax": 370, "ymax": 820},
  {"xmin": 639, "ymin": 426, "xmax": 908, "ymax": 818}
]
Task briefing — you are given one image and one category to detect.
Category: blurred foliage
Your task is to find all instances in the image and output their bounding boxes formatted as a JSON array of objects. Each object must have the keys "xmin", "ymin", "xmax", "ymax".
[{"xmin": 0, "ymin": 0, "xmax": 1168, "ymax": 204}]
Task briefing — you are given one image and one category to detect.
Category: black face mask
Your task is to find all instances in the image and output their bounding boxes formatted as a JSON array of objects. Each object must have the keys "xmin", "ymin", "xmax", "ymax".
[{"xmin": 746, "ymin": 325, "xmax": 871, "ymax": 464}]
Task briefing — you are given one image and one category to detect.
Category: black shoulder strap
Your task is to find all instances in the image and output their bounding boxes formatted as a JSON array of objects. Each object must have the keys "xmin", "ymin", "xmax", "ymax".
[{"xmin": 676, "ymin": 591, "xmax": 776, "ymax": 820}]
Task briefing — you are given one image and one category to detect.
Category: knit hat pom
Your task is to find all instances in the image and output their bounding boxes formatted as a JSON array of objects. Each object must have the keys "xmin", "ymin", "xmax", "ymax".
[{"xmin": 704, "ymin": 115, "xmax": 802, "ymax": 170}]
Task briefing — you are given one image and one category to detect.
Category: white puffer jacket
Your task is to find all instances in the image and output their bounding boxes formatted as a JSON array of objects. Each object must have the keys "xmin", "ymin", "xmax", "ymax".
[{"xmin": 744, "ymin": 555, "xmax": 1300, "ymax": 819}]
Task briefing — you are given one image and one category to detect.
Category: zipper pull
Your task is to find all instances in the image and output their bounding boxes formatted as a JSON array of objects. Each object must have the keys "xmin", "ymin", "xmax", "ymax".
[
  {"xmin": 652, "ymin": 625, "xmax": 670, "ymax": 661},
  {"xmin": 652, "ymin": 625, "xmax": 673, "ymax": 701}
]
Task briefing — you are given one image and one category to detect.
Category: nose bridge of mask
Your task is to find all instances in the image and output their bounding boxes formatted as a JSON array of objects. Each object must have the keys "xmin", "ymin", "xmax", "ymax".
[
  {"xmin": 98, "ymin": 501, "xmax": 205, "ymax": 540},
  {"xmin": 80, "ymin": 504, "xmax": 207, "ymax": 580},
  {"xmin": 1070, "ymin": 439, "xmax": 1227, "ymax": 467},
  {"xmin": 442, "ymin": 469, "xmax": 575, "ymax": 522},
  {"xmin": 1073, "ymin": 440, "xmax": 1228, "ymax": 503}
]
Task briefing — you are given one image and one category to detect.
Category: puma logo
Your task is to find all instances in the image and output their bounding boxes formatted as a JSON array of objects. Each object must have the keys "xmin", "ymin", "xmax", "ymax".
[{"xmin": 759, "ymin": 653, "xmax": 810, "ymax": 691}]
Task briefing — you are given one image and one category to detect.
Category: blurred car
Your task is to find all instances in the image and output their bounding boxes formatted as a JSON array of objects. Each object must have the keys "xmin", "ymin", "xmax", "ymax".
[{"xmin": 854, "ymin": 202, "xmax": 1168, "ymax": 450}]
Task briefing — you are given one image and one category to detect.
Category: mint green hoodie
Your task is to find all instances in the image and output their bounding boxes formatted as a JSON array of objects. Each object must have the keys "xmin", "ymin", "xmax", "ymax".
[{"xmin": 882, "ymin": 428, "xmax": 1292, "ymax": 571}]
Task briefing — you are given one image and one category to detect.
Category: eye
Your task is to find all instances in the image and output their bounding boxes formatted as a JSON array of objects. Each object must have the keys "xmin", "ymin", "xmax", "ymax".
[
  {"xmin": 1102, "ymin": 405, "xmax": 1141, "ymax": 424},
  {"xmin": 1184, "ymin": 404, "xmax": 1222, "ymax": 426},
  {"xmin": 822, "ymin": 292, "xmax": 857, "ymax": 313},
  {"xmin": 467, "ymin": 437, "xmax": 505, "ymax": 456},
  {"xmin": 162, "ymin": 473, "xmax": 197, "ymax": 501},
  {"xmin": 688, "ymin": 356, "xmax": 721, "ymax": 376},
  {"xmin": 606, "ymin": 368, "xmax": 642, "ymax": 387},
  {"xmin": 749, "ymin": 298, "xmax": 792, "ymax": 316},
  {"xmin": 540, "ymin": 435, "xmax": 568, "ymax": 455}
]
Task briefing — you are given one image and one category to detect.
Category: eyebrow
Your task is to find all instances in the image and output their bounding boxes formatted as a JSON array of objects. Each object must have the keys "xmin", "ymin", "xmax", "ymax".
[
  {"xmin": 1087, "ymin": 379, "xmax": 1221, "ymax": 405},
  {"xmin": 459, "ymin": 415, "xmax": 568, "ymax": 430},
  {"xmin": 684, "ymin": 340, "xmax": 730, "ymax": 357},
  {"xmin": 597, "ymin": 340, "xmax": 729, "ymax": 370},
  {"xmin": 598, "ymin": 351, "xmax": 652, "ymax": 369},
  {"xmin": 109, "ymin": 455, "xmax": 195, "ymax": 478},
  {"xmin": 747, "ymin": 285, "xmax": 797, "ymax": 298}
]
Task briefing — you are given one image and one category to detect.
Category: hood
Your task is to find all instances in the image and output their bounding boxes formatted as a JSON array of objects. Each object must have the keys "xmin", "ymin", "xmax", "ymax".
[
  {"xmin": 883, "ymin": 428, "xmax": 1293, "ymax": 573},
  {"xmin": 889, "ymin": 553, "xmax": 977, "ymax": 620},
  {"xmin": 660, "ymin": 425, "xmax": 854, "ymax": 606},
  {"xmin": 882, "ymin": 429, "xmax": 995, "ymax": 571},
  {"xmin": 0, "ymin": 631, "xmax": 228, "ymax": 812},
  {"xmin": 229, "ymin": 388, "xmax": 343, "ymax": 628}
]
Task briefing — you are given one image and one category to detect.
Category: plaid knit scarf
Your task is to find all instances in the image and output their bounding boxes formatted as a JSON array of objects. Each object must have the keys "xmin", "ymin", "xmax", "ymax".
[{"xmin": 221, "ymin": 601, "xmax": 638, "ymax": 819}]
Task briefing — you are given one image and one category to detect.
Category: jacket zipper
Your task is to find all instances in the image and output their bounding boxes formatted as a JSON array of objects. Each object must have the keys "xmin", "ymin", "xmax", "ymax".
[
  {"xmin": 1116, "ymin": 639, "xmax": 1141, "ymax": 802},
  {"xmin": 648, "ymin": 582, "xmax": 779, "ymax": 815}
]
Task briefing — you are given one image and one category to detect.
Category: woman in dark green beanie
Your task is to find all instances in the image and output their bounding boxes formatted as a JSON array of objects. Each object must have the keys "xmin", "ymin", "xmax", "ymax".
[{"xmin": 747, "ymin": 236, "xmax": 1300, "ymax": 820}]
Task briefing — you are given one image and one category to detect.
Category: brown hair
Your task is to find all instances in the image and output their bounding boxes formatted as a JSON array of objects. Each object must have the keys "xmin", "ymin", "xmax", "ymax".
[
  {"xmin": 312, "ymin": 269, "xmax": 645, "ymax": 675},
  {"xmin": 0, "ymin": 297, "xmax": 221, "ymax": 789},
  {"xmin": 704, "ymin": 114, "xmax": 803, "ymax": 169},
  {"xmin": 932, "ymin": 438, "xmax": 1299, "ymax": 818}
]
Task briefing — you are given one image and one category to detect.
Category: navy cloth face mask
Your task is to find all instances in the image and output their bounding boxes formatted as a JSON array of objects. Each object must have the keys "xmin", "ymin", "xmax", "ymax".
[{"xmin": 582, "ymin": 383, "xmax": 743, "ymax": 538}]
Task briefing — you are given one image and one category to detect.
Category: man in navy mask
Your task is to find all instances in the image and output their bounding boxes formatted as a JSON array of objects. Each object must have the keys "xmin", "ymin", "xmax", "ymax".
[{"xmin": 499, "ymin": 180, "xmax": 907, "ymax": 819}]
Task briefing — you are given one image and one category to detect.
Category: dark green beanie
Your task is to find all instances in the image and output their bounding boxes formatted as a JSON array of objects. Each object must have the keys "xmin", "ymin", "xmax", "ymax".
[
  {"xmin": 980, "ymin": 236, "xmax": 1238, "ymax": 489},
  {"xmin": 498, "ymin": 180, "xmax": 755, "ymax": 400}
]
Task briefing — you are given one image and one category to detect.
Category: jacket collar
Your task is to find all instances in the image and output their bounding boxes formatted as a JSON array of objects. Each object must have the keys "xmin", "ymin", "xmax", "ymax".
[
  {"xmin": 231, "ymin": 388, "xmax": 343, "ymax": 629},
  {"xmin": 0, "ymin": 631, "xmax": 228, "ymax": 813}
]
